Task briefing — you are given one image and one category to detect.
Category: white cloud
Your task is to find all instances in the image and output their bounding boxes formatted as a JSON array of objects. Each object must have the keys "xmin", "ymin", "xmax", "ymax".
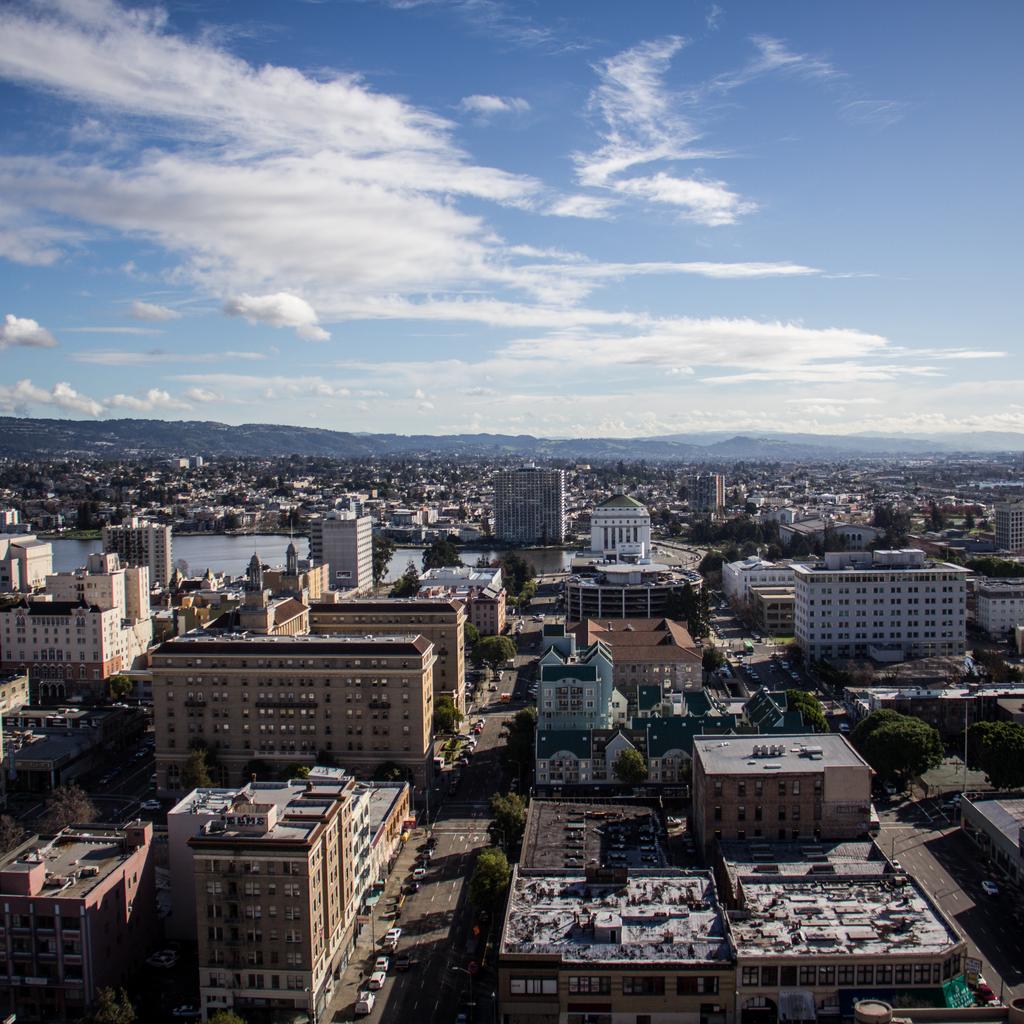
[
  {"xmin": 63, "ymin": 326, "xmax": 161, "ymax": 334},
  {"xmin": 544, "ymin": 194, "xmax": 618, "ymax": 219},
  {"xmin": 73, "ymin": 348, "xmax": 265, "ymax": 366},
  {"xmin": 130, "ymin": 299, "xmax": 181, "ymax": 321},
  {"xmin": 614, "ymin": 172, "xmax": 757, "ymax": 225},
  {"xmin": 0, "ymin": 378, "xmax": 103, "ymax": 417},
  {"xmin": 0, "ymin": 313, "xmax": 57, "ymax": 349},
  {"xmin": 184, "ymin": 386, "xmax": 221, "ymax": 402},
  {"xmin": 457, "ymin": 94, "xmax": 530, "ymax": 119},
  {"xmin": 107, "ymin": 388, "xmax": 192, "ymax": 412},
  {"xmin": 224, "ymin": 293, "xmax": 330, "ymax": 342}
]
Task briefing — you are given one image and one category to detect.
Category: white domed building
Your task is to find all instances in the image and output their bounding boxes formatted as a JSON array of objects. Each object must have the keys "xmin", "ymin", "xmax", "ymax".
[{"xmin": 590, "ymin": 494, "xmax": 652, "ymax": 561}]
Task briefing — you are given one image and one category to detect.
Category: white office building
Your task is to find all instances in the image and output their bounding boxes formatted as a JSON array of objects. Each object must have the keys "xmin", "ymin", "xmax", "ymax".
[
  {"xmin": 975, "ymin": 580, "xmax": 1024, "ymax": 637},
  {"xmin": 995, "ymin": 500, "xmax": 1024, "ymax": 553},
  {"xmin": 590, "ymin": 494, "xmax": 651, "ymax": 560},
  {"xmin": 722, "ymin": 556, "xmax": 797, "ymax": 605},
  {"xmin": 793, "ymin": 549, "xmax": 967, "ymax": 662},
  {"xmin": 103, "ymin": 516, "xmax": 173, "ymax": 587},
  {"xmin": 308, "ymin": 512, "xmax": 373, "ymax": 591},
  {"xmin": 0, "ymin": 534, "xmax": 52, "ymax": 592},
  {"xmin": 493, "ymin": 467, "xmax": 565, "ymax": 544}
]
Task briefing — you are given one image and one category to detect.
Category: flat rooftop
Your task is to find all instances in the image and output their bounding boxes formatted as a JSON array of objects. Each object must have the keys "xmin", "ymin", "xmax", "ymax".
[
  {"xmin": 0, "ymin": 825, "xmax": 142, "ymax": 899},
  {"xmin": 730, "ymin": 874, "xmax": 961, "ymax": 958},
  {"xmin": 155, "ymin": 633, "xmax": 431, "ymax": 656},
  {"xmin": 720, "ymin": 839, "xmax": 887, "ymax": 880},
  {"xmin": 521, "ymin": 801, "xmax": 669, "ymax": 872},
  {"xmin": 693, "ymin": 734, "xmax": 869, "ymax": 775},
  {"xmin": 503, "ymin": 870, "xmax": 730, "ymax": 963},
  {"xmin": 963, "ymin": 798, "xmax": 1024, "ymax": 846}
]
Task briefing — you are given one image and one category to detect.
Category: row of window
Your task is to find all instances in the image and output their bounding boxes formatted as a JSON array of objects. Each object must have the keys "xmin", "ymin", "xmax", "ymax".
[
  {"xmin": 514, "ymin": 975, "xmax": 721, "ymax": 996},
  {"xmin": 741, "ymin": 960, "xmax": 953, "ymax": 987}
]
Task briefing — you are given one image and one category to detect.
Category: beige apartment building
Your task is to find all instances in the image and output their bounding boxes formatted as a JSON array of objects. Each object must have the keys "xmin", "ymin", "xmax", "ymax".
[
  {"xmin": 187, "ymin": 770, "xmax": 353, "ymax": 1023},
  {"xmin": 692, "ymin": 734, "xmax": 873, "ymax": 859},
  {"xmin": 152, "ymin": 634, "xmax": 436, "ymax": 792},
  {"xmin": 310, "ymin": 599, "xmax": 465, "ymax": 710}
]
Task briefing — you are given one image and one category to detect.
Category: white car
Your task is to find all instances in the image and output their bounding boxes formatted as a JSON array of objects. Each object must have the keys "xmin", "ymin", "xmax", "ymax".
[
  {"xmin": 140, "ymin": 799, "xmax": 161, "ymax": 811},
  {"xmin": 374, "ymin": 956, "xmax": 390, "ymax": 973},
  {"xmin": 384, "ymin": 927, "xmax": 402, "ymax": 945},
  {"xmin": 355, "ymin": 990, "xmax": 376, "ymax": 1016},
  {"xmin": 368, "ymin": 970, "xmax": 387, "ymax": 990},
  {"xmin": 981, "ymin": 879, "xmax": 999, "ymax": 897},
  {"xmin": 412, "ymin": 867, "xmax": 427, "ymax": 880}
]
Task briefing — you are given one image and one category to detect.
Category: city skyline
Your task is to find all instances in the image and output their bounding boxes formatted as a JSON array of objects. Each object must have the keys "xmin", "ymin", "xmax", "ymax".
[{"xmin": 0, "ymin": 0, "xmax": 1021, "ymax": 438}]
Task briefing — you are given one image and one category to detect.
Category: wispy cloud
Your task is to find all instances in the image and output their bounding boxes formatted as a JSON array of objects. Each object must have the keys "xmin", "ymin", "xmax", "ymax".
[
  {"xmin": 130, "ymin": 299, "xmax": 182, "ymax": 321},
  {"xmin": 457, "ymin": 94, "xmax": 530, "ymax": 121},
  {"xmin": 0, "ymin": 314, "xmax": 57, "ymax": 349},
  {"xmin": 73, "ymin": 348, "xmax": 266, "ymax": 366},
  {"xmin": 63, "ymin": 326, "xmax": 162, "ymax": 335},
  {"xmin": 839, "ymin": 99, "xmax": 910, "ymax": 129}
]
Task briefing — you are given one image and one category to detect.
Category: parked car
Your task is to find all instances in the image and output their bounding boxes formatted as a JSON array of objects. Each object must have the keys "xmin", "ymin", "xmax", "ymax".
[
  {"xmin": 412, "ymin": 867, "xmax": 427, "ymax": 880},
  {"xmin": 981, "ymin": 879, "xmax": 999, "ymax": 897},
  {"xmin": 355, "ymin": 990, "xmax": 376, "ymax": 1015},
  {"xmin": 395, "ymin": 952, "xmax": 416, "ymax": 971},
  {"xmin": 146, "ymin": 949, "xmax": 179, "ymax": 969},
  {"xmin": 140, "ymin": 799, "xmax": 161, "ymax": 811},
  {"xmin": 170, "ymin": 1007, "xmax": 201, "ymax": 1019},
  {"xmin": 368, "ymin": 970, "xmax": 387, "ymax": 990},
  {"xmin": 383, "ymin": 927, "xmax": 402, "ymax": 947},
  {"xmin": 374, "ymin": 956, "xmax": 390, "ymax": 973}
]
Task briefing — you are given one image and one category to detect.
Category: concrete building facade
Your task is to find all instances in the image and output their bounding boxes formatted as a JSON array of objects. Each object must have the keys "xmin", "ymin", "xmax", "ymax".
[
  {"xmin": 793, "ymin": 549, "xmax": 968, "ymax": 663},
  {"xmin": 0, "ymin": 822, "xmax": 157, "ymax": 1024},
  {"xmin": 417, "ymin": 565, "xmax": 507, "ymax": 636},
  {"xmin": 975, "ymin": 580, "xmax": 1024, "ymax": 637},
  {"xmin": 493, "ymin": 467, "xmax": 566, "ymax": 545},
  {"xmin": 995, "ymin": 500, "xmax": 1024, "ymax": 553},
  {"xmin": 565, "ymin": 562, "xmax": 703, "ymax": 621},
  {"xmin": 691, "ymin": 734, "xmax": 873, "ymax": 859},
  {"xmin": 0, "ymin": 534, "xmax": 52, "ymax": 593},
  {"xmin": 151, "ymin": 634, "xmax": 436, "ymax": 792},
  {"xmin": 102, "ymin": 516, "xmax": 173, "ymax": 587},
  {"xmin": 310, "ymin": 598, "xmax": 465, "ymax": 710},
  {"xmin": 308, "ymin": 513, "xmax": 373, "ymax": 592},
  {"xmin": 589, "ymin": 494, "xmax": 652, "ymax": 560}
]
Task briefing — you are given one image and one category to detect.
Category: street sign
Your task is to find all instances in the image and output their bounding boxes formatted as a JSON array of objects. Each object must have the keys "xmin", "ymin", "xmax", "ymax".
[{"xmin": 965, "ymin": 957, "xmax": 982, "ymax": 986}]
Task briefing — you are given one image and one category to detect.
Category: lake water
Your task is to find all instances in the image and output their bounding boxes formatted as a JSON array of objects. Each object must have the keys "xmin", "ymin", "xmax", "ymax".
[{"xmin": 50, "ymin": 534, "xmax": 576, "ymax": 582}]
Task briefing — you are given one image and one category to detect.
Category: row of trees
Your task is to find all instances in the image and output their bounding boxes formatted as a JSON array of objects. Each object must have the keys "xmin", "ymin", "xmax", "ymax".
[
  {"xmin": 967, "ymin": 721, "xmax": 1024, "ymax": 791},
  {"xmin": 850, "ymin": 709, "xmax": 943, "ymax": 783},
  {"xmin": 84, "ymin": 987, "xmax": 246, "ymax": 1024}
]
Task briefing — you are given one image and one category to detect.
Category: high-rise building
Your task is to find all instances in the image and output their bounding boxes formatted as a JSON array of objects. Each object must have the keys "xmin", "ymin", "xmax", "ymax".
[
  {"xmin": 310, "ymin": 598, "xmax": 466, "ymax": 710},
  {"xmin": 493, "ymin": 467, "xmax": 565, "ymax": 544},
  {"xmin": 689, "ymin": 473, "xmax": 725, "ymax": 514},
  {"xmin": 995, "ymin": 500, "xmax": 1024, "ymax": 552},
  {"xmin": 793, "ymin": 549, "xmax": 968, "ymax": 662},
  {"xmin": 0, "ymin": 533, "xmax": 52, "ymax": 592},
  {"xmin": 308, "ymin": 513, "xmax": 373, "ymax": 592},
  {"xmin": 0, "ymin": 821, "xmax": 157, "ymax": 1022},
  {"xmin": 102, "ymin": 516, "xmax": 173, "ymax": 587},
  {"xmin": 185, "ymin": 770, "xmax": 353, "ymax": 1023},
  {"xmin": 590, "ymin": 494, "xmax": 652, "ymax": 559},
  {"xmin": 152, "ymin": 633, "xmax": 437, "ymax": 791}
]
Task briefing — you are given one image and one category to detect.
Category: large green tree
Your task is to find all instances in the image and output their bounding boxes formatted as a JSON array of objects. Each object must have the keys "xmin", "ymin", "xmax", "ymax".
[
  {"xmin": 967, "ymin": 721, "xmax": 1024, "ymax": 790},
  {"xmin": 423, "ymin": 536, "xmax": 463, "ymax": 570},
  {"xmin": 433, "ymin": 695, "xmax": 464, "ymax": 735},
  {"xmin": 495, "ymin": 553, "xmax": 536, "ymax": 596},
  {"xmin": 786, "ymin": 690, "xmax": 828, "ymax": 733},
  {"xmin": 107, "ymin": 674, "xmax": 133, "ymax": 701},
  {"xmin": 181, "ymin": 747, "xmax": 214, "ymax": 789},
  {"xmin": 702, "ymin": 645, "xmax": 725, "ymax": 674},
  {"xmin": 469, "ymin": 847, "xmax": 511, "ymax": 909},
  {"xmin": 504, "ymin": 706, "xmax": 537, "ymax": 781},
  {"xmin": 612, "ymin": 748, "xmax": 648, "ymax": 786},
  {"xmin": 489, "ymin": 791, "xmax": 528, "ymax": 854},
  {"xmin": 851, "ymin": 709, "xmax": 942, "ymax": 784},
  {"xmin": 389, "ymin": 560, "xmax": 420, "ymax": 597},
  {"xmin": 372, "ymin": 535, "xmax": 396, "ymax": 589},
  {"xmin": 477, "ymin": 635, "xmax": 517, "ymax": 677}
]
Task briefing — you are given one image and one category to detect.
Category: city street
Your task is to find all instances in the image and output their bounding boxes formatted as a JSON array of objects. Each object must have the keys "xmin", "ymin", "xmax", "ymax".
[
  {"xmin": 879, "ymin": 798, "xmax": 1024, "ymax": 1002},
  {"xmin": 329, "ymin": 695, "xmax": 512, "ymax": 1023}
]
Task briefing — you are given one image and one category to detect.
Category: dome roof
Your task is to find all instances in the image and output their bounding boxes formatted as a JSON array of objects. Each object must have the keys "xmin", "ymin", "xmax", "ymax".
[{"xmin": 597, "ymin": 494, "xmax": 647, "ymax": 509}]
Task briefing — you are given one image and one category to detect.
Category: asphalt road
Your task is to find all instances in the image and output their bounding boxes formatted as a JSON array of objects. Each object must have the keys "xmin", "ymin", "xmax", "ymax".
[
  {"xmin": 330, "ymin": 700, "xmax": 511, "ymax": 1024},
  {"xmin": 879, "ymin": 797, "xmax": 1024, "ymax": 1002}
]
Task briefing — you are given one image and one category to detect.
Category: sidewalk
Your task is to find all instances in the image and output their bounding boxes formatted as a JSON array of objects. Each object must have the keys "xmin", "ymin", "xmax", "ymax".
[{"xmin": 329, "ymin": 822, "xmax": 425, "ymax": 1019}]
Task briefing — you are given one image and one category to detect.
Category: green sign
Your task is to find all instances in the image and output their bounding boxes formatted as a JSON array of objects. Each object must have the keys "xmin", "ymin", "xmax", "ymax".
[{"xmin": 943, "ymin": 975, "xmax": 974, "ymax": 1009}]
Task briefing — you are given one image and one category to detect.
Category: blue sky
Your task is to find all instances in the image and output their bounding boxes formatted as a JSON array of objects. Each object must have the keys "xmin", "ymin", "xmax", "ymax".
[{"xmin": 0, "ymin": 0, "xmax": 1021, "ymax": 438}]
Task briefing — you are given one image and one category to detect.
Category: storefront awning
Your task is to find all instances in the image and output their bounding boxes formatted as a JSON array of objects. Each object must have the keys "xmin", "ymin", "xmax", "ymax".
[{"xmin": 779, "ymin": 989, "xmax": 816, "ymax": 1022}]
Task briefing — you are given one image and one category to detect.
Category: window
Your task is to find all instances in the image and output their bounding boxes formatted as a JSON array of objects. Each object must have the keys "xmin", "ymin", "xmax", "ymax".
[
  {"xmin": 569, "ymin": 977, "xmax": 611, "ymax": 994},
  {"xmin": 677, "ymin": 976, "xmax": 719, "ymax": 995},
  {"xmin": 623, "ymin": 977, "xmax": 664, "ymax": 996},
  {"xmin": 876, "ymin": 965, "xmax": 892, "ymax": 984},
  {"xmin": 913, "ymin": 965, "xmax": 930, "ymax": 984},
  {"xmin": 713, "ymin": 806, "xmax": 722, "ymax": 822},
  {"xmin": 799, "ymin": 966, "xmax": 816, "ymax": 986},
  {"xmin": 894, "ymin": 965, "xmax": 912, "ymax": 984},
  {"xmin": 509, "ymin": 977, "xmax": 557, "ymax": 995},
  {"xmin": 838, "ymin": 966, "xmax": 855, "ymax": 985},
  {"xmin": 818, "ymin": 966, "xmax": 835, "ymax": 985},
  {"xmin": 856, "ymin": 966, "xmax": 874, "ymax": 985},
  {"xmin": 741, "ymin": 967, "xmax": 759, "ymax": 987}
]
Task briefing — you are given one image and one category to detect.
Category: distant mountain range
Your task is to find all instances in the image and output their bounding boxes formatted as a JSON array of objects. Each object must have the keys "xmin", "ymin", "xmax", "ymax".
[{"xmin": 1, "ymin": 416, "xmax": 1022, "ymax": 461}]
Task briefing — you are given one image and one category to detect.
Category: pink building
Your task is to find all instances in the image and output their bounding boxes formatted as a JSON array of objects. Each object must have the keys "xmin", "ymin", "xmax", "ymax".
[{"xmin": 0, "ymin": 821, "xmax": 157, "ymax": 1022}]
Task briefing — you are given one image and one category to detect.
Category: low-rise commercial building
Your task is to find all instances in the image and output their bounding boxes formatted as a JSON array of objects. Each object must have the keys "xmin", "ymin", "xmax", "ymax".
[
  {"xmin": 692, "ymin": 734, "xmax": 873, "ymax": 859},
  {"xmin": 975, "ymin": 579, "xmax": 1024, "ymax": 637},
  {"xmin": 0, "ymin": 821, "xmax": 157, "ymax": 1023},
  {"xmin": 960, "ymin": 797, "xmax": 1024, "ymax": 886},
  {"xmin": 722, "ymin": 558, "xmax": 798, "ymax": 606},
  {"xmin": 152, "ymin": 633, "xmax": 436, "ymax": 791},
  {"xmin": 310, "ymin": 598, "xmax": 465, "ymax": 710},
  {"xmin": 499, "ymin": 868, "xmax": 734, "ymax": 1024},
  {"xmin": 748, "ymin": 585, "xmax": 795, "ymax": 635},
  {"xmin": 417, "ymin": 565, "xmax": 507, "ymax": 636}
]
